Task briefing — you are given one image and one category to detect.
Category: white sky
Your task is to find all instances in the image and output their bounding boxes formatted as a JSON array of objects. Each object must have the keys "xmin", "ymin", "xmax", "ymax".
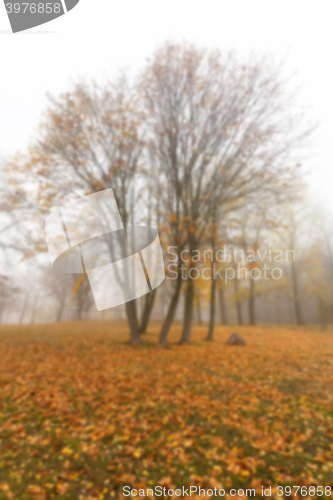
[{"xmin": 0, "ymin": 0, "xmax": 332, "ymax": 209}]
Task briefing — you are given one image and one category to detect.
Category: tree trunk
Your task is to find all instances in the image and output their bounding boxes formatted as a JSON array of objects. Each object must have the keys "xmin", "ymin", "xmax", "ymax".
[
  {"xmin": 180, "ymin": 277, "xmax": 195, "ymax": 344},
  {"xmin": 206, "ymin": 277, "xmax": 216, "ymax": 341},
  {"xmin": 0, "ymin": 304, "xmax": 5, "ymax": 325},
  {"xmin": 233, "ymin": 278, "xmax": 243, "ymax": 325},
  {"xmin": 77, "ymin": 303, "xmax": 83, "ymax": 320},
  {"xmin": 218, "ymin": 285, "xmax": 228, "ymax": 325},
  {"xmin": 19, "ymin": 294, "xmax": 28, "ymax": 324},
  {"xmin": 248, "ymin": 276, "xmax": 256, "ymax": 325},
  {"xmin": 139, "ymin": 290, "xmax": 156, "ymax": 334},
  {"xmin": 197, "ymin": 296, "xmax": 203, "ymax": 325},
  {"xmin": 275, "ymin": 292, "xmax": 281, "ymax": 324},
  {"xmin": 158, "ymin": 274, "xmax": 183, "ymax": 347},
  {"xmin": 291, "ymin": 261, "xmax": 303, "ymax": 325},
  {"xmin": 30, "ymin": 293, "xmax": 40, "ymax": 325},
  {"xmin": 56, "ymin": 292, "xmax": 67, "ymax": 322},
  {"xmin": 76, "ymin": 285, "xmax": 84, "ymax": 320},
  {"xmin": 287, "ymin": 297, "xmax": 294, "ymax": 324},
  {"xmin": 125, "ymin": 299, "xmax": 141, "ymax": 343}
]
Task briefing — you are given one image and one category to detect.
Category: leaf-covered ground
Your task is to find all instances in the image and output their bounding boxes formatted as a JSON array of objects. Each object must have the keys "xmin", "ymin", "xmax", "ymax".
[{"xmin": 0, "ymin": 321, "xmax": 333, "ymax": 499}]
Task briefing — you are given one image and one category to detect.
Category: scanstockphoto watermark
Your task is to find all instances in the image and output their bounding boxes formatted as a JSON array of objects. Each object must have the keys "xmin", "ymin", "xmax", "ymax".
[
  {"xmin": 123, "ymin": 485, "xmax": 257, "ymax": 497},
  {"xmin": 166, "ymin": 245, "xmax": 296, "ymax": 283},
  {"xmin": 123, "ymin": 485, "xmax": 331, "ymax": 497}
]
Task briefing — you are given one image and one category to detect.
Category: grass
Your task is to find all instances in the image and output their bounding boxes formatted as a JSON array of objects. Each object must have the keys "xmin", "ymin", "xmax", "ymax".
[{"xmin": 0, "ymin": 321, "xmax": 332, "ymax": 499}]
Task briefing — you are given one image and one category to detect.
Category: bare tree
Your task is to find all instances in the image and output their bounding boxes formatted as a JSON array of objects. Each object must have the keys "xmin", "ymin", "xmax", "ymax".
[
  {"xmin": 142, "ymin": 42, "xmax": 312, "ymax": 344},
  {"xmin": 9, "ymin": 77, "xmax": 146, "ymax": 342},
  {"xmin": 274, "ymin": 200, "xmax": 317, "ymax": 326}
]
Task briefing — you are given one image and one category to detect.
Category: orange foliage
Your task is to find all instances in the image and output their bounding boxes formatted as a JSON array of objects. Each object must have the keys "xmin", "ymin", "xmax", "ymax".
[{"xmin": 0, "ymin": 322, "xmax": 332, "ymax": 498}]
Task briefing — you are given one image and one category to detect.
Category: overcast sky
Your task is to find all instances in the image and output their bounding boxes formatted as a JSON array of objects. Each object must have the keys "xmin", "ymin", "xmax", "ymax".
[{"xmin": 0, "ymin": 0, "xmax": 332, "ymax": 209}]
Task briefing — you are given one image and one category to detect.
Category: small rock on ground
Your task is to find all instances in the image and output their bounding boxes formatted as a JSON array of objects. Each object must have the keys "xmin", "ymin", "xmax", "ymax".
[{"xmin": 226, "ymin": 332, "xmax": 246, "ymax": 346}]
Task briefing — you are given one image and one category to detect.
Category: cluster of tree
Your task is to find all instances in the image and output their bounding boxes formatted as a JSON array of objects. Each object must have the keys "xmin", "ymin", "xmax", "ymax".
[{"xmin": 1, "ymin": 41, "xmax": 320, "ymax": 346}]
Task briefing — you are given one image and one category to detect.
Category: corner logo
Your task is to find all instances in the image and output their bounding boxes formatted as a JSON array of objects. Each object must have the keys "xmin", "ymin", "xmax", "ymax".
[
  {"xmin": 3, "ymin": 0, "xmax": 80, "ymax": 33},
  {"xmin": 45, "ymin": 189, "xmax": 165, "ymax": 311}
]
